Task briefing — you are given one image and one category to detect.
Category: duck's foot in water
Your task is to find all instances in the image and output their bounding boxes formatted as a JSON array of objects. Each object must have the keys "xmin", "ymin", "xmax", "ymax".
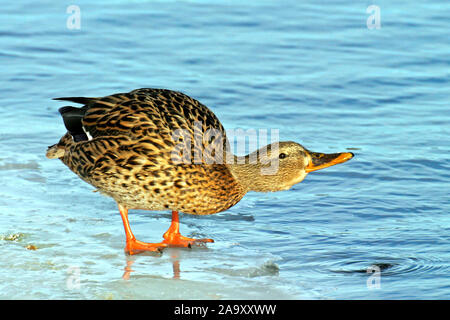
[
  {"xmin": 124, "ymin": 239, "xmax": 168, "ymax": 255},
  {"xmin": 162, "ymin": 211, "xmax": 214, "ymax": 248},
  {"xmin": 162, "ymin": 233, "xmax": 214, "ymax": 248}
]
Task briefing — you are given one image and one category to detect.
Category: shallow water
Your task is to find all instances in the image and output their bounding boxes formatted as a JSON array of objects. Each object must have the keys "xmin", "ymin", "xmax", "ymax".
[{"xmin": 1, "ymin": 0, "xmax": 449, "ymax": 299}]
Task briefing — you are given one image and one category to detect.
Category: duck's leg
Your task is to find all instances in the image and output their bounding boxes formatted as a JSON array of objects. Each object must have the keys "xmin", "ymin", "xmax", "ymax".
[
  {"xmin": 118, "ymin": 204, "xmax": 167, "ymax": 255},
  {"xmin": 162, "ymin": 211, "xmax": 214, "ymax": 247}
]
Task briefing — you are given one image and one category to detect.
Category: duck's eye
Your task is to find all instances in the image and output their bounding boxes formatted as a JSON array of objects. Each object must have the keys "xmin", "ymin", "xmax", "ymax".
[{"xmin": 279, "ymin": 153, "xmax": 287, "ymax": 159}]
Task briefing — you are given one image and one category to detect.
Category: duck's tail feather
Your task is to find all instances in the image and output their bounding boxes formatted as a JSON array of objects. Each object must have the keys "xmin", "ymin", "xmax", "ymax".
[
  {"xmin": 59, "ymin": 106, "xmax": 89, "ymax": 142},
  {"xmin": 53, "ymin": 96, "xmax": 96, "ymax": 105},
  {"xmin": 46, "ymin": 144, "xmax": 65, "ymax": 159}
]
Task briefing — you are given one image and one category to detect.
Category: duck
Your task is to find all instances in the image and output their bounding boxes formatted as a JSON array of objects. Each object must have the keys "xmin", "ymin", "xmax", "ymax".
[{"xmin": 46, "ymin": 88, "xmax": 354, "ymax": 255}]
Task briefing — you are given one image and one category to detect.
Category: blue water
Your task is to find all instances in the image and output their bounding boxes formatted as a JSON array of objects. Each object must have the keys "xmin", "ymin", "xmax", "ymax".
[{"xmin": 1, "ymin": 0, "xmax": 449, "ymax": 299}]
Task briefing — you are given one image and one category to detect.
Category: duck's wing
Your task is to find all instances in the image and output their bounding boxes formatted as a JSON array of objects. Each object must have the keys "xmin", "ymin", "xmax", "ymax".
[{"xmin": 54, "ymin": 88, "xmax": 229, "ymax": 165}]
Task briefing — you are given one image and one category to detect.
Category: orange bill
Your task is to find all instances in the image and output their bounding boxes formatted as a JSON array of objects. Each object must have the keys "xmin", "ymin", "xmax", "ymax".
[{"xmin": 305, "ymin": 151, "xmax": 354, "ymax": 173}]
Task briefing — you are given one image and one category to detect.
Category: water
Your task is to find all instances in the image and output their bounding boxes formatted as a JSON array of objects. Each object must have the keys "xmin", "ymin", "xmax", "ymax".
[{"xmin": 1, "ymin": 0, "xmax": 449, "ymax": 299}]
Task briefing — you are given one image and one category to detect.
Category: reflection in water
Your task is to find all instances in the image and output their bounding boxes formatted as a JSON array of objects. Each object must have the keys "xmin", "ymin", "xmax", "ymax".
[
  {"xmin": 122, "ymin": 259, "xmax": 134, "ymax": 280},
  {"xmin": 171, "ymin": 250, "xmax": 181, "ymax": 279},
  {"xmin": 122, "ymin": 249, "xmax": 182, "ymax": 280}
]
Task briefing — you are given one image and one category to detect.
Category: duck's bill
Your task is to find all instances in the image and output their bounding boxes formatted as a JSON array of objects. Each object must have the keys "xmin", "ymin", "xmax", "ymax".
[{"xmin": 305, "ymin": 151, "xmax": 354, "ymax": 173}]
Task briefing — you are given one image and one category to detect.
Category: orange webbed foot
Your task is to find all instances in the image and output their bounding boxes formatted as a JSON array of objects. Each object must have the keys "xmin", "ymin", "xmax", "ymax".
[
  {"xmin": 162, "ymin": 211, "xmax": 214, "ymax": 248},
  {"xmin": 162, "ymin": 233, "xmax": 214, "ymax": 248},
  {"xmin": 119, "ymin": 205, "xmax": 213, "ymax": 255},
  {"xmin": 124, "ymin": 239, "xmax": 168, "ymax": 255}
]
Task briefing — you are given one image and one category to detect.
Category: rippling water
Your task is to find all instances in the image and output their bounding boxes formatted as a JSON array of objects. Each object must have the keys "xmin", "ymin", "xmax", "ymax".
[{"xmin": 1, "ymin": 0, "xmax": 449, "ymax": 299}]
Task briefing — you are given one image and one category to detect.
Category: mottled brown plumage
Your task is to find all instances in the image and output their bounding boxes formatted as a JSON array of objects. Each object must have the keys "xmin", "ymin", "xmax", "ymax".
[
  {"xmin": 48, "ymin": 89, "xmax": 245, "ymax": 215},
  {"xmin": 46, "ymin": 88, "xmax": 354, "ymax": 254}
]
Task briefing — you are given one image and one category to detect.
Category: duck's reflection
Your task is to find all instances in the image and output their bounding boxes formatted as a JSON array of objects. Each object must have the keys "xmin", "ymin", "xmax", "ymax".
[
  {"xmin": 122, "ymin": 249, "xmax": 182, "ymax": 280},
  {"xmin": 172, "ymin": 253, "xmax": 181, "ymax": 279},
  {"xmin": 122, "ymin": 259, "xmax": 134, "ymax": 280}
]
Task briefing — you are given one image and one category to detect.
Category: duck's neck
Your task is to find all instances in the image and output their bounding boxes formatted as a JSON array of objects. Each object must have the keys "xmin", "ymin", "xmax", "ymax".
[{"xmin": 227, "ymin": 155, "xmax": 275, "ymax": 192}]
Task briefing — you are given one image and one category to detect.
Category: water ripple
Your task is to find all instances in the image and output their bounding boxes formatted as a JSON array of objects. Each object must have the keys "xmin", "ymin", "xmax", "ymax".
[{"xmin": 329, "ymin": 255, "xmax": 448, "ymax": 278}]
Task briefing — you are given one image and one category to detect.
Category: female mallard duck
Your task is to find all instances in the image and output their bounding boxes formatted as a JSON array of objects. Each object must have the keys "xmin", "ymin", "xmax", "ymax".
[{"xmin": 46, "ymin": 88, "xmax": 353, "ymax": 255}]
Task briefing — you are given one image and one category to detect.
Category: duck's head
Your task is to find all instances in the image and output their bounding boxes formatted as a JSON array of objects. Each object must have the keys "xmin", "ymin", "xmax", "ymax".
[{"xmin": 228, "ymin": 141, "xmax": 354, "ymax": 192}]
